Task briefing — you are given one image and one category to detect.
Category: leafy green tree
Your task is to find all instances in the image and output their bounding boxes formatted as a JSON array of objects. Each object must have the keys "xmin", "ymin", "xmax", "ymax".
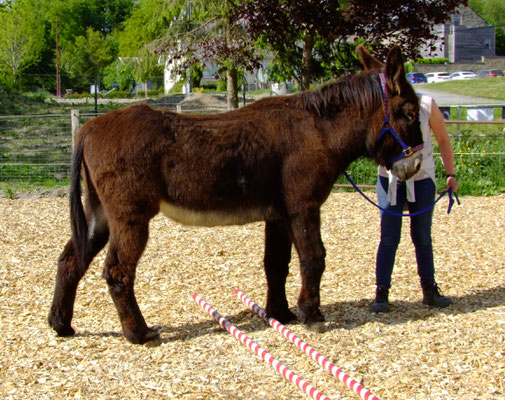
[
  {"xmin": 129, "ymin": 48, "xmax": 163, "ymax": 97},
  {"xmin": 116, "ymin": 0, "xmax": 176, "ymax": 97},
  {"xmin": 0, "ymin": 0, "xmax": 46, "ymax": 89},
  {"xmin": 63, "ymin": 28, "xmax": 116, "ymax": 91},
  {"xmin": 0, "ymin": 0, "xmax": 134, "ymax": 91},
  {"xmin": 45, "ymin": 0, "xmax": 135, "ymax": 44},
  {"xmin": 118, "ymin": 0, "xmax": 177, "ymax": 56},
  {"xmin": 103, "ymin": 58, "xmax": 135, "ymax": 90}
]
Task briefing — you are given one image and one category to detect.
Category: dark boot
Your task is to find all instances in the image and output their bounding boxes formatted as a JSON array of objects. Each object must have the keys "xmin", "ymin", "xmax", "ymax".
[
  {"xmin": 371, "ymin": 285, "xmax": 389, "ymax": 313},
  {"xmin": 422, "ymin": 282, "xmax": 453, "ymax": 308}
]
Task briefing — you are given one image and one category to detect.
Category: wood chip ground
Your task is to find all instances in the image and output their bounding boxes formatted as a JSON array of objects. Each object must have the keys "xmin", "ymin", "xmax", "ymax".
[{"xmin": 1, "ymin": 193, "xmax": 504, "ymax": 399}]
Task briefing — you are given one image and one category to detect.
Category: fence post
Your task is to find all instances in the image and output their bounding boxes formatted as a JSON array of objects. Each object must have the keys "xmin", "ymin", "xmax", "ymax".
[{"xmin": 71, "ymin": 109, "xmax": 80, "ymax": 149}]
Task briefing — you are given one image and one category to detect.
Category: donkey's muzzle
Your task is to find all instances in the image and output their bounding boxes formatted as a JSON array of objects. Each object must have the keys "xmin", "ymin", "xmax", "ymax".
[{"xmin": 391, "ymin": 152, "xmax": 423, "ymax": 181}]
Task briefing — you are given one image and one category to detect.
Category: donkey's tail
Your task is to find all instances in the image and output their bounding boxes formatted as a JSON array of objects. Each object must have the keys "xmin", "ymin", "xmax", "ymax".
[{"xmin": 70, "ymin": 140, "xmax": 89, "ymax": 269}]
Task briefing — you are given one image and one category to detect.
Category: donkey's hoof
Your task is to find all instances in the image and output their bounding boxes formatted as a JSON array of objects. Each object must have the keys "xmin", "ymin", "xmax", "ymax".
[
  {"xmin": 267, "ymin": 307, "xmax": 297, "ymax": 324},
  {"xmin": 299, "ymin": 308, "xmax": 325, "ymax": 325},
  {"xmin": 144, "ymin": 334, "xmax": 162, "ymax": 347},
  {"xmin": 126, "ymin": 327, "xmax": 161, "ymax": 345},
  {"xmin": 56, "ymin": 326, "xmax": 76, "ymax": 337},
  {"xmin": 276, "ymin": 309, "xmax": 298, "ymax": 324},
  {"xmin": 143, "ymin": 328, "xmax": 162, "ymax": 347},
  {"xmin": 49, "ymin": 315, "xmax": 76, "ymax": 337}
]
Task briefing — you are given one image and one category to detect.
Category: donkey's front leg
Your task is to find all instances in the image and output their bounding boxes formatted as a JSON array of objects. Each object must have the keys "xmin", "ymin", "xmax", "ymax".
[
  {"xmin": 290, "ymin": 208, "xmax": 326, "ymax": 324},
  {"xmin": 264, "ymin": 220, "xmax": 297, "ymax": 323}
]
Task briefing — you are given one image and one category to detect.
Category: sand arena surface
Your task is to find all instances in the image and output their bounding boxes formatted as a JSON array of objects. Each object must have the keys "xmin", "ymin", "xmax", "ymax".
[{"xmin": 0, "ymin": 193, "xmax": 504, "ymax": 399}]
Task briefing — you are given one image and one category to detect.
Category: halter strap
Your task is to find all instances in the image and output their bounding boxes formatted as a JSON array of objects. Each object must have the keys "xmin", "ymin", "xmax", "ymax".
[
  {"xmin": 343, "ymin": 171, "xmax": 460, "ymax": 216},
  {"xmin": 378, "ymin": 73, "xmax": 390, "ymax": 118},
  {"xmin": 377, "ymin": 73, "xmax": 424, "ymax": 163}
]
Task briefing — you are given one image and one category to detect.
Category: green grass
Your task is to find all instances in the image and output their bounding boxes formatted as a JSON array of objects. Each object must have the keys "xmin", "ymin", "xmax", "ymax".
[{"xmin": 419, "ymin": 77, "xmax": 505, "ymax": 101}]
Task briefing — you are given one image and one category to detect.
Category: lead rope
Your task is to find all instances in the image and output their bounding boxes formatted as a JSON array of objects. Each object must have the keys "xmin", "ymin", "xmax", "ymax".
[{"xmin": 343, "ymin": 171, "xmax": 460, "ymax": 216}]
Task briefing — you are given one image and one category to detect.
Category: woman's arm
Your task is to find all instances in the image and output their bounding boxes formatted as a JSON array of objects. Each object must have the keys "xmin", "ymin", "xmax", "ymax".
[{"xmin": 429, "ymin": 100, "xmax": 459, "ymax": 192}]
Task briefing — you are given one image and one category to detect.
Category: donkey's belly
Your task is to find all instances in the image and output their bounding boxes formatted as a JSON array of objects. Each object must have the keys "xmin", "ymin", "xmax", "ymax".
[{"xmin": 159, "ymin": 200, "xmax": 277, "ymax": 227}]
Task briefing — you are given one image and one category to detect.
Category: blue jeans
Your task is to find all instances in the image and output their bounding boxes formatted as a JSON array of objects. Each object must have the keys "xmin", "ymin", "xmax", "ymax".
[{"xmin": 376, "ymin": 176, "xmax": 436, "ymax": 287}]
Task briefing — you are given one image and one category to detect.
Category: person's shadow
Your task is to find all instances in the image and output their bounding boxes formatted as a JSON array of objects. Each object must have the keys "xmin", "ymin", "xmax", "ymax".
[{"xmin": 321, "ymin": 284, "xmax": 505, "ymax": 331}]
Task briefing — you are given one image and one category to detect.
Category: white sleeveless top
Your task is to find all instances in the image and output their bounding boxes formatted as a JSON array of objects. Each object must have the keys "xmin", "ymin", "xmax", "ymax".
[{"xmin": 378, "ymin": 95, "xmax": 437, "ymax": 206}]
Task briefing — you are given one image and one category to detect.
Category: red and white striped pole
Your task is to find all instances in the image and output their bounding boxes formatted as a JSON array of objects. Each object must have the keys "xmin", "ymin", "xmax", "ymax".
[
  {"xmin": 235, "ymin": 289, "xmax": 380, "ymax": 400},
  {"xmin": 192, "ymin": 294, "xmax": 331, "ymax": 400}
]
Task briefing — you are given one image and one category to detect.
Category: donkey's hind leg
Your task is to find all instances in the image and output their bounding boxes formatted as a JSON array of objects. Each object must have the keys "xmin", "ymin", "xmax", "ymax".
[
  {"xmin": 103, "ymin": 217, "xmax": 159, "ymax": 345},
  {"xmin": 264, "ymin": 220, "xmax": 297, "ymax": 323},
  {"xmin": 48, "ymin": 206, "xmax": 109, "ymax": 336}
]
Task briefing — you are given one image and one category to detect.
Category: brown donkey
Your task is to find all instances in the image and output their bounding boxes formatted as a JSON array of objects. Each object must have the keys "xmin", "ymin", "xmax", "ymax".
[{"xmin": 49, "ymin": 46, "xmax": 423, "ymax": 344}]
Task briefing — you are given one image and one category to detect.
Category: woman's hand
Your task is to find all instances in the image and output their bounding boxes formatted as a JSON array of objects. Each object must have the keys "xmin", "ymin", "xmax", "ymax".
[{"xmin": 445, "ymin": 175, "xmax": 459, "ymax": 193}]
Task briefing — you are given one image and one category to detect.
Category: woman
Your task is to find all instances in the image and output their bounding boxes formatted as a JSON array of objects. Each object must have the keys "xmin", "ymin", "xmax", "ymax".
[{"xmin": 371, "ymin": 95, "xmax": 459, "ymax": 313}]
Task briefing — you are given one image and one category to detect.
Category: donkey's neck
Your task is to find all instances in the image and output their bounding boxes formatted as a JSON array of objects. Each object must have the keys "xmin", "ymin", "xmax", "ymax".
[{"xmin": 305, "ymin": 98, "xmax": 375, "ymax": 171}]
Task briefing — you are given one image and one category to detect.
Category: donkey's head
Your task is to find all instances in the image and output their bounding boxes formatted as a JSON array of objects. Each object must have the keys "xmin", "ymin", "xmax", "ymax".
[{"xmin": 357, "ymin": 45, "xmax": 423, "ymax": 181}]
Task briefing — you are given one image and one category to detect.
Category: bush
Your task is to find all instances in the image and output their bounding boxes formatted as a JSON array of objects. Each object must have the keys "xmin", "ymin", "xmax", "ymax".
[
  {"xmin": 103, "ymin": 90, "xmax": 131, "ymax": 99},
  {"xmin": 415, "ymin": 58, "xmax": 450, "ymax": 65},
  {"xmin": 201, "ymin": 82, "xmax": 218, "ymax": 91}
]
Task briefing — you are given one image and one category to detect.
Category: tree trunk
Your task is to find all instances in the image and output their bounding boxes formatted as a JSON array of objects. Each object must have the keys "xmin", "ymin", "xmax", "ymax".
[
  {"xmin": 225, "ymin": 14, "xmax": 239, "ymax": 109},
  {"xmin": 300, "ymin": 35, "xmax": 315, "ymax": 91},
  {"xmin": 227, "ymin": 67, "xmax": 239, "ymax": 109}
]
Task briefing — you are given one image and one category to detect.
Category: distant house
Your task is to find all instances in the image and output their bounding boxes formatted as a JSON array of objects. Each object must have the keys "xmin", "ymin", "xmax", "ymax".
[
  {"xmin": 420, "ymin": 6, "xmax": 496, "ymax": 62},
  {"xmin": 163, "ymin": 54, "xmax": 274, "ymax": 95}
]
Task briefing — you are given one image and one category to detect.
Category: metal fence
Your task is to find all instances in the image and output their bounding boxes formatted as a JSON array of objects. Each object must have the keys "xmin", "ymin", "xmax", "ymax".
[
  {"xmin": 1, "ymin": 104, "xmax": 505, "ymax": 194},
  {"xmin": 0, "ymin": 113, "xmax": 72, "ymax": 186}
]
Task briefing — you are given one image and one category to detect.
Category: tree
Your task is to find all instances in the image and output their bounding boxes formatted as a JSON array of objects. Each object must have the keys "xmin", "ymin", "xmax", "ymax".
[
  {"xmin": 0, "ymin": 0, "xmax": 46, "ymax": 89},
  {"xmin": 102, "ymin": 58, "xmax": 135, "ymax": 90},
  {"xmin": 63, "ymin": 28, "xmax": 116, "ymax": 91},
  {"xmin": 236, "ymin": 0, "xmax": 466, "ymax": 90},
  {"xmin": 45, "ymin": 0, "xmax": 135, "ymax": 45},
  {"xmin": 129, "ymin": 48, "xmax": 163, "ymax": 97},
  {"xmin": 154, "ymin": 0, "xmax": 261, "ymax": 109},
  {"xmin": 118, "ymin": 0, "xmax": 177, "ymax": 57}
]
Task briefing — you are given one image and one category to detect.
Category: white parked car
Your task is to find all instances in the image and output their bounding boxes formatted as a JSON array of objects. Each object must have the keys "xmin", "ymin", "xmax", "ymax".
[
  {"xmin": 425, "ymin": 72, "xmax": 452, "ymax": 83},
  {"xmin": 450, "ymin": 71, "xmax": 477, "ymax": 80}
]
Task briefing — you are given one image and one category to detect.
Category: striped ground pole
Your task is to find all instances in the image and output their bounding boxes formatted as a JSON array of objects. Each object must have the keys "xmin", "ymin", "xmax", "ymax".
[
  {"xmin": 192, "ymin": 294, "xmax": 331, "ymax": 400},
  {"xmin": 235, "ymin": 289, "xmax": 380, "ymax": 400}
]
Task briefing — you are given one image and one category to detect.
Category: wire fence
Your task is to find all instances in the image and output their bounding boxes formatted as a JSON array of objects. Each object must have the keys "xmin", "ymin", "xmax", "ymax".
[
  {"xmin": 1, "ymin": 103, "xmax": 505, "ymax": 195},
  {"xmin": 0, "ymin": 113, "xmax": 72, "ymax": 188}
]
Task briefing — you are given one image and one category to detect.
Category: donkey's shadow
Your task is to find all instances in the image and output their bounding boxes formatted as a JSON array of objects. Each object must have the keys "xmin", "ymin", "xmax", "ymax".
[{"xmin": 71, "ymin": 285, "xmax": 505, "ymax": 343}]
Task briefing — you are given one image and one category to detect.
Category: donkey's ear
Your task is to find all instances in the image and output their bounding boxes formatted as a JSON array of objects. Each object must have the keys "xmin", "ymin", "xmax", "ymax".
[
  {"xmin": 385, "ymin": 46, "xmax": 410, "ymax": 95},
  {"xmin": 356, "ymin": 45, "xmax": 383, "ymax": 71}
]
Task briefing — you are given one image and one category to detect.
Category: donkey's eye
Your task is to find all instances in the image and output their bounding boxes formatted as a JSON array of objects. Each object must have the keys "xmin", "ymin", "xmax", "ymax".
[{"xmin": 406, "ymin": 111, "xmax": 416, "ymax": 121}]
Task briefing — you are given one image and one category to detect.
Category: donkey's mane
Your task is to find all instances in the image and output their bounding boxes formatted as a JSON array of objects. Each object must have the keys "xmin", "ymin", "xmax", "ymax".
[{"xmin": 296, "ymin": 72, "xmax": 383, "ymax": 117}]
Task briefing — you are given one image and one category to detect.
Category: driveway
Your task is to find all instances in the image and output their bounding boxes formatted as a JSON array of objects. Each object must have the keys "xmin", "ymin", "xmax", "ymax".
[{"xmin": 414, "ymin": 86, "xmax": 503, "ymax": 105}]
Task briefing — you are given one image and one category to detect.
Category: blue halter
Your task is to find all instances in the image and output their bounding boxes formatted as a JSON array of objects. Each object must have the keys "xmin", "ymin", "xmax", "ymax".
[{"xmin": 377, "ymin": 73, "xmax": 424, "ymax": 163}]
